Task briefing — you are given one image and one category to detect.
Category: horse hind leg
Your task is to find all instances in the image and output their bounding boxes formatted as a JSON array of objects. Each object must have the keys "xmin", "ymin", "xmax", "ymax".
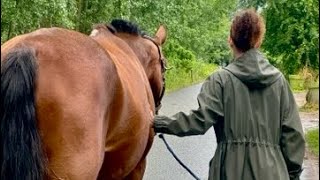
[
  {"xmin": 123, "ymin": 158, "xmax": 147, "ymax": 180},
  {"xmin": 124, "ymin": 127, "xmax": 155, "ymax": 180},
  {"xmin": 36, "ymin": 94, "xmax": 107, "ymax": 180}
]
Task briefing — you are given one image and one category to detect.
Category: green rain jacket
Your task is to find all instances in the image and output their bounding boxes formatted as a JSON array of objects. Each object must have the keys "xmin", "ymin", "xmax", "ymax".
[{"xmin": 154, "ymin": 49, "xmax": 305, "ymax": 180}]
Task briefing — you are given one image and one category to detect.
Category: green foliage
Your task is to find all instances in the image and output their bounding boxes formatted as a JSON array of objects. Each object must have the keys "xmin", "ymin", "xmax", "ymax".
[
  {"xmin": 165, "ymin": 61, "xmax": 218, "ymax": 92},
  {"xmin": 1, "ymin": 0, "xmax": 77, "ymax": 43},
  {"xmin": 2, "ymin": 0, "xmax": 318, "ymax": 90},
  {"xmin": 262, "ymin": 0, "xmax": 319, "ymax": 75},
  {"xmin": 164, "ymin": 40, "xmax": 196, "ymax": 71},
  {"xmin": 1, "ymin": 0, "xmax": 237, "ymax": 67},
  {"xmin": 121, "ymin": 0, "xmax": 237, "ymax": 65},
  {"xmin": 237, "ymin": 0, "xmax": 267, "ymax": 9},
  {"xmin": 163, "ymin": 40, "xmax": 218, "ymax": 92},
  {"xmin": 305, "ymin": 128, "xmax": 319, "ymax": 156}
]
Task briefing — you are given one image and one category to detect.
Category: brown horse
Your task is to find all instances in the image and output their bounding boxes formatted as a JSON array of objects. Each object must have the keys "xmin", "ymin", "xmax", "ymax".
[{"xmin": 1, "ymin": 19, "xmax": 167, "ymax": 180}]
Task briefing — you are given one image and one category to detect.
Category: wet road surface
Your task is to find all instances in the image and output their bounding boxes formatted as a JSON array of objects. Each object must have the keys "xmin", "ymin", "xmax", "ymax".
[{"xmin": 144, "ymin": 83, "xmax": 215, "ymax": 180}]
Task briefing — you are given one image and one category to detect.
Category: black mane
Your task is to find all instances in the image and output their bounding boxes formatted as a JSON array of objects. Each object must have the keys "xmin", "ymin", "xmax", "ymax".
[{"xmin": 110, "ymin": 19, "xmax": 147, "ymax": 36}]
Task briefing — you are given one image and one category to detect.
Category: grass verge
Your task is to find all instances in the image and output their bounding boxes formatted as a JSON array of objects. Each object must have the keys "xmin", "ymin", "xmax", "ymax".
[
  {"xmin": 165, "ymin": 62, "xmax": 217, "ymax": 93},
  {"xmin": 305, "ymin": 128, "xmax": 319, "ymax": 156}
]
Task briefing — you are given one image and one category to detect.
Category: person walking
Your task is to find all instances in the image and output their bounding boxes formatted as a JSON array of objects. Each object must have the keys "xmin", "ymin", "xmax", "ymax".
[{"xmin": 153, "ymin": 8, "xmax": 305, "ymax": 180}]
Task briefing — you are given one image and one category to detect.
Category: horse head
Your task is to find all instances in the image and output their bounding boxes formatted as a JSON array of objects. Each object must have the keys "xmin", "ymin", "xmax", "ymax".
[{"xmin": 92, "ymin": 20, "xmax": 167, "ymax": 114}]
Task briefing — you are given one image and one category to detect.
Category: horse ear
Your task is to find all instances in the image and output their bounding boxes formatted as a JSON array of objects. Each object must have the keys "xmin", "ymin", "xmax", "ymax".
[{"xmin": 154, "ymin": 25, "xmax": 167, "ymax": 45}]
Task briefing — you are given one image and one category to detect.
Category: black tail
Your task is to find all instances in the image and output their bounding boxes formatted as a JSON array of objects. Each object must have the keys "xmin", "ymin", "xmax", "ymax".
[{"xmin": 1, "ymin": 47, "xmax": 46, "ymax": 180}]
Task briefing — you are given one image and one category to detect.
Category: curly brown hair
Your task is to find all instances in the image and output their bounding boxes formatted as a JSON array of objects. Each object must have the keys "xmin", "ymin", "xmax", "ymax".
[{"xmin": 230, "ymin": 8, "xmax": 265, "ymax": 52}]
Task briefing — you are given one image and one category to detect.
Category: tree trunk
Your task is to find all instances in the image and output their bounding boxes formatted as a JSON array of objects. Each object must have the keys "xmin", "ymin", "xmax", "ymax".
[{"xmin": 306, "ymin": 87, "xmax": 319, "ymax": 104}]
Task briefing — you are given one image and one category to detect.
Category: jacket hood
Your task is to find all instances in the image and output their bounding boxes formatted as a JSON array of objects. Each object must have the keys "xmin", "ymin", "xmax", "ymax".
[{"xmin": 224, "ymin": 48, "xmax": 281, "ymax": 88}]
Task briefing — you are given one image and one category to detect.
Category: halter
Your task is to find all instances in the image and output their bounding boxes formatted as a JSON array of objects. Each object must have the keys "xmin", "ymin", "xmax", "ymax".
[{"xmin": 142, "ymin": 35, "xmax": 167, "ymax": 115}]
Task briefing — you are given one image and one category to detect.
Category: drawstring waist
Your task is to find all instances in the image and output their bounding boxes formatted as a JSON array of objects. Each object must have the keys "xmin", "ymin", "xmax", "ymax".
[{"xmin": 218, "ymin": 140, "xmax": 280, "ymax": 147}]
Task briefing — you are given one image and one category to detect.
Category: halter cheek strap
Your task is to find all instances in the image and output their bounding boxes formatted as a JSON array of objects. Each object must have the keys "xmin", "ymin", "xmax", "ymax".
[{"xmin": 142, "ymin": 35, "xmax": 167, "ymax": 115}]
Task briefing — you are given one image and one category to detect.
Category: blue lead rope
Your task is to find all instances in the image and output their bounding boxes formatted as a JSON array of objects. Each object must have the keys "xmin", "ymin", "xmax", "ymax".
[{"xmin": 158, "ymin": 134, "xmax": 201, "ymax": 180}]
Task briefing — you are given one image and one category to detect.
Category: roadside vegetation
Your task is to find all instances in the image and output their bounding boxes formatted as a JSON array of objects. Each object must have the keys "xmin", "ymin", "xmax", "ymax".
[{"xmin": 305, "ymin": 128, "xmax": 319, "ymax": 156}]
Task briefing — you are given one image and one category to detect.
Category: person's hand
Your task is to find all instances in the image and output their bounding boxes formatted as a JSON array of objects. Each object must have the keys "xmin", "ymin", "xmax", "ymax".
[{"xmin": 150, "ymin": 120, "xmax": 157, "ymax": 136}]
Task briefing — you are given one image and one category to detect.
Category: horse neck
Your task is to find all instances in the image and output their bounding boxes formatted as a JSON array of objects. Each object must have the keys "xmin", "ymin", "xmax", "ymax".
[
  {"xmin": 95, "ymin": 32, "xmax": 152, "ymax": 81},
  {"xmin": 91, "ymin": 31, "xmax": 151, "ymax": 84},
  {"xmin": 116, "ymin": 35, "xmax": 150, "ymax": 72}
]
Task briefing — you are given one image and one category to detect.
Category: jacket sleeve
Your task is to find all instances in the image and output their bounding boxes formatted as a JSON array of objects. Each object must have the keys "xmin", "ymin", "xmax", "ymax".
[
  {"xmin": 153, "ymin": 73, "xmax": 224, "ymax": 137},
  {"xmin": 280, "ymin": 79, "xmax": 305, "ymax": 180}
]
